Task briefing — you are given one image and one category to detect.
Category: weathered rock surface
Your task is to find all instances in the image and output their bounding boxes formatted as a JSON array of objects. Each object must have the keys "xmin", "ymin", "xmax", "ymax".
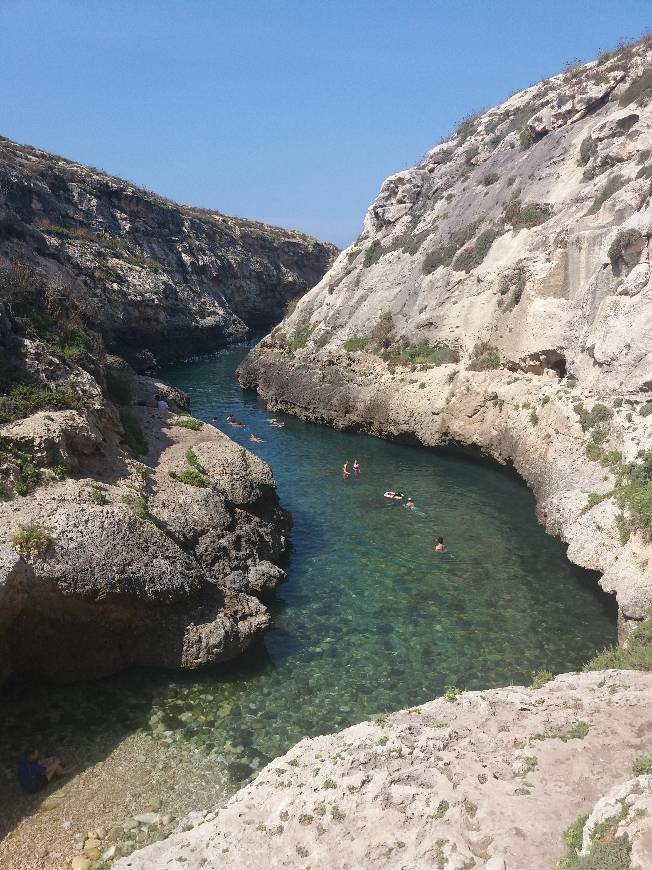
[
  {"xmin": 0, "ymin": 136, "xmax": 337, "ymax": 365},
  {"xmin": 0, "ymin": 400, "xmax": 290, "ymax": 682},
  {"xmin": 240, "ymin": 39, "xmax": 652, "ymax": 632},
  {"xmin": 118, "ymin": 670, "xmax": 652, "ymax": 869}
]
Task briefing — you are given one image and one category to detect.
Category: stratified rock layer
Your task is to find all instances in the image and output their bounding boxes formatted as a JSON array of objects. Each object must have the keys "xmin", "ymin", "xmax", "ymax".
[
  {"xmin": 240, "ymin": 40, "xmax": 652, "ymax": 631},
  {"xmin": 117, "ymin": 671, "xmax": 652, "ymax": 870}
]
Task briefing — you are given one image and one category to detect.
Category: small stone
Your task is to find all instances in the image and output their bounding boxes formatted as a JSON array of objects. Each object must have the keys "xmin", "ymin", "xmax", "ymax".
[
  {"xmin": 70, "ymin": 858, "xmax": 91, "ymax": 870},
  {"xmin": 83, "ymin": 838, "xmax": 101, "ymax": 850},
  {"xmin": 485, "ymin": 858, "xmax": 507, "ymax": 870},
  {"xmin": 134, "ymin": 812, "xmax": 160, "ymax": 825},
  {"xmin": 84, "ymin": 847, "xmax": 101, "ymax": 861},
  {"xmin": 102, "ymin": 845, "xmax": 117, "ymax": 861},
  {"xmin": 148, "ymin": 797, "xmax": 162, "ymax": 811},
  {"xmin": 41, "ymin": 796, "xmax": 62, "ymax": 811}
]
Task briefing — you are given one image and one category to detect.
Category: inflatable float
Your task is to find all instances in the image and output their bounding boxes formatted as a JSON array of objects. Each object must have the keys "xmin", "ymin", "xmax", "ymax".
[{"xmin": 383, "ymin": 491, "xmax": 404, "ymax": 500}]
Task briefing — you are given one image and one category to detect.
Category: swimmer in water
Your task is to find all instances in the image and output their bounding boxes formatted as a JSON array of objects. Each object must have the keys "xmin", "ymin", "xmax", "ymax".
[
  {"xmin": 434, "ymin": 536, "xmax": 446, "ymax": 552},
  {"xmin": 249, "ymin": 434, "xmax": 264, "ymax": 443},
  {"xmin": 342, "ymin": 461, "xmax": 351, "ymax": 477},
  {"xmin": 353, "ymin": 459, "xmax": 360, "ymax": 475},
  {"xmin": 405, "ymin": 497, "xmax": 417, "ymax": 511}
]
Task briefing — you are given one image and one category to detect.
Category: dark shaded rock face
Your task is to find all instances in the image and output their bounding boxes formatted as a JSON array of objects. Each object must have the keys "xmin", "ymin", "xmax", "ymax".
[{"xmin": 0, "ymin": 136, "xmax": 337, "ymax": 365}]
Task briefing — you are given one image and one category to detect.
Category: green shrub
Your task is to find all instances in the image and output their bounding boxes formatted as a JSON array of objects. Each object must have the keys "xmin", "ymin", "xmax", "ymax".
[
  {"xmin": 370, "ymin": 312, "xmax": 394, "ymax": 349},
  {"xmin": 585, "ymin": 610, "xmax": 652, "ymax": 671},
  {"xmin": 171, "ymin": 467, "xmax": 209, "ymax": 487},
  {"xmin": 12, "ymin": 523, "xmax": 52, "ymax": 557},
  {"xmin": 444, "ymin": 686, "xmax": 460, "ymax": 702},
  {"xmin": 122, "ymin": 492, "xmax": 148, "ymax": 520},
  {"xmin": 581, "ymin": 492, "xmax": 607, "ymax": 515},
  {"xmin": 615, "ymin": 512, "xmax": 630, "ymax": 545},
  {"xmin": 503, "ymin": 199, "xmax": 552, "ymax": 229},
  {"xmin": 573, "ymin": 403, "xmax": 613, "ymax": 432},
  {"xmin": 498, "ymin": 266, "xmax": 527, "ymax": 311},
  {"xmin": 105, "ymin": 371, "xmax": 133, "ymax": 406},
  {"xmin": 531, "ymin": 721, "xmax": 589, "ymax": 742},
  {"xmin": 639, "ymin": 402, "xmax": 652, "ymax": 417},
  {"xmin": 481, "ymin": 172, "xmax": 499, "ymax": 186},
  {"xmin": 456, "ymin": 114, "xmax": 480, "ymax": 143},
  {"xmin": 632, "ymin": 754, "xmax": 652, "ymax": 775},
  {"xmin": 15, "ymin": 459, "xmax": 43, "ymax": 496},
  {"xmin": 579, "ymin": 136, "xmax": 597, "ymax": 166},
  {"xmin": 619, "ymin": 68, "xmax": 652, "ymax": 107},
  {"xmin": 587, "ymin": 174, "xmax": 627, "ymax": 215},
  {"xmin": 363, "ymin": 240, "xmax": 383, "ymax": 268},
  {"xmin": 468, "ymin": 342, "xmax": 500, "ymax": 371},
  {"xmin": 453, "ymin": 229, "xmax": 497, "ymax": 272},
  {"xmin": 530, "ymin": 670, "xmax": 553, "ymax": 689},
  {"xmin": 169, "ymin": 415, "xmax": 203, "ymax": 431},
  {"xmin": 119, "ymin": 410, "xmax": 148, "ymax": 456},
  {"xmin": 0, "ymin": 384, "xmax": 80, "ymax": 423},
  {"xmin": 422, "ymin": 221, "xmax": 481, "ymax": 273},
  {"xmin": 89, "ymin": 485, "xmax": 108, "ymax": 505},
  {"xmin": 519, "ymin": 127, "xmax": 532, "ymax": 150},
  {"xmin": 290, "ymin": 324, "xmax": 315, "ymax": 352},
  {"xmin": 343, "ymin": 336, "xmax": 370, "ymax": 352},
  {"xmin": 529, "ymin": 410, "xmax": 539, "ymax": 426}
]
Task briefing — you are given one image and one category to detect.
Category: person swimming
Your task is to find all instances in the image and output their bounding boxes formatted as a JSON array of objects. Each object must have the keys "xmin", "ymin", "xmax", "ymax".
[
  {"xmin": 342, "ymin": 461, "xmax": 351, "ymax": 477},
  {"xmin": 227, "ymin": 415, "xmax": 245, "ymax": 428},
  {"xmin": 352, "ymin": 459, "xmax": 360, "ymax": 474},
  {"xmin": 249, "ymin": 434, "xmax": 265, "ymax": 443},
  {"xmin": 405, "ymin": 497, "xmax": 418, "ymax": 511},
  {"xmin": 267, "ymin": 418, "xmax": 285, "ymax": 428},
  {"xmin": 434, "ymin": 536, "xmax": 446, "ymax": 552}
]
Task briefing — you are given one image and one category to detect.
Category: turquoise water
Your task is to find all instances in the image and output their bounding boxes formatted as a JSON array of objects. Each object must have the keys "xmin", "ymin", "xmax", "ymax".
[{"xmin": 0, "ymin": 341, "xmax": 617, "ymax": 797}]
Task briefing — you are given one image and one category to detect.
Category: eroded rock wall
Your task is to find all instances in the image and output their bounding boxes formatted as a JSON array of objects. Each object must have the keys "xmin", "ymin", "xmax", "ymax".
[
  {"xmin": 0, "ymin": 137, "xmax": 337, "ymax": 366},
  {"xmin": 240, "ymin": 40, "xmax": 652, "ymax": 631}
]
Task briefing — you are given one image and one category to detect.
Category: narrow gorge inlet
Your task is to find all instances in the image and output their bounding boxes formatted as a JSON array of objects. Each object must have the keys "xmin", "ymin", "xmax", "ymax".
[{"xmin": 0, "ymin": 341, "xmax": 617, "ymax": 861}]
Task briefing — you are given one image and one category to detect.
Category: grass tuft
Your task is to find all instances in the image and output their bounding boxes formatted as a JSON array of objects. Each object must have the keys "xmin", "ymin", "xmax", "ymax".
[{"xmin": 12, "ymin": 524, "xmax": 53, "ymax": 557}]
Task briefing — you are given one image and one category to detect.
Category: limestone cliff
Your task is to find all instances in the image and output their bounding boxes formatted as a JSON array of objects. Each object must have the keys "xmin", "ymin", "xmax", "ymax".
[
  {"xmin": 240, "ymin": 38, "xmax": 652, "ymax": 634},
  {"xmin": 118, "ymin": 670, "xmax": 652, "ymax": 869},
  {"xmin": 0, "ymin": 136, "xmax": 337, "ymax": 366}
]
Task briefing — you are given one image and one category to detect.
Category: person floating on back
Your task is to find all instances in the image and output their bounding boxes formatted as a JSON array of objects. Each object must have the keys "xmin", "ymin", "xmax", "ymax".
[
  {"xmin": 18, "ymin": 749, "xmax": 68, "ymax": 794},
  {"xmin": 434, "ymin": 536, "xmax": 446, "ymax": 552}
]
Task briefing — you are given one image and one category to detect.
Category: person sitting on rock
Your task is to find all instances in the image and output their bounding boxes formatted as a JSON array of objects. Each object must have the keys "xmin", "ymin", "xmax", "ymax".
[{"xmin": 18, "ymin": 749, "xmax": 67, "ymax": 793}]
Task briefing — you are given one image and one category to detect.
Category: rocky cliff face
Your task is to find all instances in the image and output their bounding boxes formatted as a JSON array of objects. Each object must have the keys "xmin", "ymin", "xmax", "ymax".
[
  {"xmin": 0, "ymin": 136, "xmax": 337, "ymax": 366},
  {"xmin": 240, "ymin": 39, "xmax": 652, "ymax": 634},
  {"xmin": 118, "ymin": 670, "xmax": 652, "ymax": 870},
  {"xmin": 0, "ymin": 134, "xmax": 338, "ymax": 682}
]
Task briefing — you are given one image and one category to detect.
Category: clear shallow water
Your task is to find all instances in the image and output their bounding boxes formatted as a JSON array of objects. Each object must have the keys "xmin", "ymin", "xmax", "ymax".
[{"xmin": 0, "ymin": 341, "xmax": 617, "ymax": 796}]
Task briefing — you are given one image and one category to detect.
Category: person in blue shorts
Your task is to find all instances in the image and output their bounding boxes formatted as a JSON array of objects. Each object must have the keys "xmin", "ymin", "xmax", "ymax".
[{"xmin": 17, "ymin": 749, "xmax": 67, "ymax": 794}]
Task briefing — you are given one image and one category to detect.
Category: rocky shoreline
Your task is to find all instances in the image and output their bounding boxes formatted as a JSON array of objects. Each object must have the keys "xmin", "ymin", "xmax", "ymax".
[{"xmin": 117, "ymin": 670, "xmax": 652, "ymax": 869}]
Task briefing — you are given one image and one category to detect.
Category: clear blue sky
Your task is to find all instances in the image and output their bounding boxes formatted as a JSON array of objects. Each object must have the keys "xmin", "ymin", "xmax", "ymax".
[{"xmin": 2, "ymin": 1, "xmax": 650, "ymax": 247}]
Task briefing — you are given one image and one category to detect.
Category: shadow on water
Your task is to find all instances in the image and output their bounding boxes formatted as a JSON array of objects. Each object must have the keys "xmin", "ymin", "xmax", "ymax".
[{"xmin": 0, "ymin": 339, "xmax": 620, "ymax": 839}]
